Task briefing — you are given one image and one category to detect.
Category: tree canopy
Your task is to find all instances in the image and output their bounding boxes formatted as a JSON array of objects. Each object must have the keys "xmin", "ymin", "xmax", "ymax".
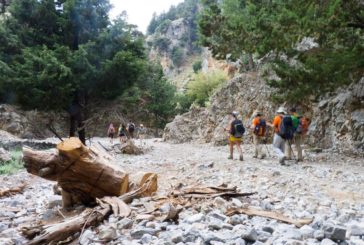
[
  {"xmin": 0, "ymin": 0, "xmax": 178, "ymax": 132},
  {"xmin": 199, "ymin": 0, "xmax": 364, "ymax": 102}
]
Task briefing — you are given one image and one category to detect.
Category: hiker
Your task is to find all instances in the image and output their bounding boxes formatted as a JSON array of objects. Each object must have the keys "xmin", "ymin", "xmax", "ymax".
[
  {"xmin": 107, "ymin": 123, "xmax": 116, "ymax": 144},
  {"xmin": 127, "ymin": 121, "xmax": 135, "ymax": 139},
  {"xmin": 225, "ymin": 111, "xmax": 245, "ymax": 161},
  {"xmin": 285, "ymin": 108, "xmax": 310, "ymax": 162},
  {"xmin": 138, "ymin": 124, "xmax": 147, "ymax": 145},
  {"xmin": 251, "ymin": 110, "xmax": 267, "ymax": 159},
  {"xmin": 268, "ymin": 106, "xmax": 295, "ymax": 165},
  {"xmin": 118, "ymin": 124, "xmax": 127, "ymax": 144}
]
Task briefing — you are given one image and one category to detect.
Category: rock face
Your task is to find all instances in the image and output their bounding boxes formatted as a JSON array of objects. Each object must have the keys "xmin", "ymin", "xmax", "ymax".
[
  {"xmin": 0, "ymin": 104, "xmax": 68, "ymax": 139},
  {"xmin": 164, "ymin": 73, "xmax": 275, "ymax": 145},
  {"xmin": 308, "ymin": 77, "xmax": 364, "ymax": 154}
]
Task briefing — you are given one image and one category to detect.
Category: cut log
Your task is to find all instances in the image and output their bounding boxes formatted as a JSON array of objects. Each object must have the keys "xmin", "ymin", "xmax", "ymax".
[
  {"xmin": 23, "ymin": 137, "xmax": 129, "ymax": 205},
  {"xmin": 226, "ymin": 207, "xmax": 313, "ymax": 228}
]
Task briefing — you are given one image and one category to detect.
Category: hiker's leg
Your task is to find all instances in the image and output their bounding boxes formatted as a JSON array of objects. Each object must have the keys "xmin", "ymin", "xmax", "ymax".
[
  {"xmin": 295, "ymin": 134, "xmax": 303, "ymax": 161},
  {"xmin": 285, "ymin": 140, "xmax": 291, "ymax": 160},
  {"xmin": 273, "ymin": 134, "xmax": 285, "ymax": 162},
  {"xmin": 236, "ymin": 141, "xmax": 243, "ymax": 161},
  {"xmin": 258, "ymin": 137, "xmax": 265, "ymax": 158},
  {"xmin": 229, "ymin": 141, "xmax": 234, "ymax": 158},
  {"xmin": 253, "ymin": 135, "xmax": 259, "ymax": 157}
]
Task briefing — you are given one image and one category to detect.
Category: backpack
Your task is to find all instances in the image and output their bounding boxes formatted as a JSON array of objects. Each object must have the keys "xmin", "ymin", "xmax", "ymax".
[
  {"xmin": 231, "ymin": 119, "xmax": 245, "ymax": 138},
  {"xmin": 296, "ymin": 117, "xmax": 309, "ymax": 135},
  {"xmin": 279, "ymin": 115, "xmax": 295, "ymax": 140},
  {"xmin": 128, "ymin": 123, "xmax": 135, "ymax": 132},
  {"xmin": 254, "ymin": 118, "xmax": 267, "ymax": 137},
  {"xmin": 291, "ymin": 115, "xmax": 299, "ymax": 131}
]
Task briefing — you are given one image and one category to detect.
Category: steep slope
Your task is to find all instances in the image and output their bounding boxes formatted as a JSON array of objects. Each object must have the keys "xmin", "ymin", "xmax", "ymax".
[{"xmin": 164, "ymin": 72, "xmax": 276, "ymax": 145}]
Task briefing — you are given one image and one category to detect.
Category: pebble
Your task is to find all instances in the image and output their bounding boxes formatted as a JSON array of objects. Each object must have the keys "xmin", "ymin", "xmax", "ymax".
[
  {"xmin": 185, "ymin": 213, "xmax": 205, "ymax": 224},
  {"xmin": 130, "ymin": 228, "xmax": 158, "ymax": 239}
]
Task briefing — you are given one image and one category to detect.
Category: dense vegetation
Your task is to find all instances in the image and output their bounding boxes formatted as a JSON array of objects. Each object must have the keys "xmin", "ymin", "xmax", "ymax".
[
  {"xmin": 199, "ymin": 0, "xmax": 364, "ymax": 102},
  {"xmin": 0, "ymin": 0, "xmax": 178, "ymax": 139}
]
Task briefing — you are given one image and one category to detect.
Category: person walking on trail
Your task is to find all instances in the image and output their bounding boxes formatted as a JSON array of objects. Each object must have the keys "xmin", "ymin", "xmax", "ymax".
[
  {"xmin": 138, "ymin": 124, "xmax": 147, "ymax": 145},
  {"xmin": 107, "ymin": 123, "xmax": 116, "ymax": 144},
  {"xmin": 225, "ymin": 111, "xmax": 245, "ymax": 161},
  {"xmin": 127, "ymin": 121, "xmax": 135, "ymax": 139},
  {"xmin": 286, "ymin": 108, "xmax": 310, "ymax": 162},
  {"xmin": 268, "ymin": 107, "xmax": 288, "ymax": 164},
  {"xmin": 251, "ymin": 110, "xmax": 267, "ymax": 159},
  {"xmin": 118, "ymin": 124, "xmax": 127, "ymax": 144}
]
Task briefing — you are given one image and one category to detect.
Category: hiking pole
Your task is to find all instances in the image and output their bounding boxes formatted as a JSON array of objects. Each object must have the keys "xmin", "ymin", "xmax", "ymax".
[{"xmin": 288, "ymin": 140, "xmax": 298, "ymax": 164}]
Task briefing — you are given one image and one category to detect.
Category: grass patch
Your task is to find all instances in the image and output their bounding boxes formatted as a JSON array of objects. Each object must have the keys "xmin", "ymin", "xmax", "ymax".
[{"xmin": 0, "ymin": 149, "xmax": 24, "ymax": 175}]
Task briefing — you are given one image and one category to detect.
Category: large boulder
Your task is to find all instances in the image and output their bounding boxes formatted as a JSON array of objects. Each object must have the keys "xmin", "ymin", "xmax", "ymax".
[{"xmin": 308, "ymin": 77, "xmax": 364, "ymax": 154}]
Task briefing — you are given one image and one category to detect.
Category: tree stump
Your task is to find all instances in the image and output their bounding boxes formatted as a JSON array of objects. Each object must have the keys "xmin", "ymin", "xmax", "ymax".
[{"xmin": 23, "ymin": 137, "xmax": 129, "ymax": 206}]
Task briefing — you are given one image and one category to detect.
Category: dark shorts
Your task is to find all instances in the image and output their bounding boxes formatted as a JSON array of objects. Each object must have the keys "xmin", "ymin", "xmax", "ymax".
[
  {"xmin": 108, "ymin": 133, "xmax": 114, "ymax": 138},
  {"xmin": 119, "ymin": 132, "xmax": 126, "ymax": 137}
]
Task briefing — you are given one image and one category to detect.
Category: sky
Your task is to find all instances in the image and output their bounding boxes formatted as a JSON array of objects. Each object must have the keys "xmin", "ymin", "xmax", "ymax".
[{"xmin": 109, "ymin": 0, "xmax": 185, "ymax": 34}]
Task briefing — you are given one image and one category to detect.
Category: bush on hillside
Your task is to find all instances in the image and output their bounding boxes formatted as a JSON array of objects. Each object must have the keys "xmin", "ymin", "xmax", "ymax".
[
  {"xmin": 187, "ymin": 70, "xmax": 227, "ymax": 106},
  {"xmin": 171, "ymin": 47, "xmax": 184, "ymax": 67},
  {"xmin": 192, "ymin": 60, "xmax": 202, "ymax": 73}
]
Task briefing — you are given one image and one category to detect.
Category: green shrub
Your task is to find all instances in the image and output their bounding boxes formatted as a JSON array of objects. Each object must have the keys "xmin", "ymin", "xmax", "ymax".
[
  {"xmin": 171, "ymin": 47, "xmax": 184, "ymax": 67},
  {"xmin": 0, "ymin": 150, "xmax": 24, "ymax": 175},
  {"xmin": 192, "ymin": 60, "xmax": 202, "ymax": 73},
  {"xmin": 154, "ymin": 36, "xmax": 171, "ymax": 52},
  {"xmin": 187, "ymin": 70, "xmax": 227, "ymax": 106},
  {"xmin": 174, "ymin": 92, "xmax": 193, "ymax": 114}
]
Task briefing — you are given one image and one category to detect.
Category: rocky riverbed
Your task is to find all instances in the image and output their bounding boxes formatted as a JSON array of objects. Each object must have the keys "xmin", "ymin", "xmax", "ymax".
[{"xmin": 0, "ymin": 138, "xmax": 363, "ymax": 245}]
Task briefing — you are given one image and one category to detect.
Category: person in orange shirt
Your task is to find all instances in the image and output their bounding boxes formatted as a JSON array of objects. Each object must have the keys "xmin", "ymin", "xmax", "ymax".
[
  {"xmin": 250, "ymin": 110, "xmax": 267, "ymax": 159},
  {"xmin": 268, "ymin": 107, "xmax": 287, "ymax": 164}
]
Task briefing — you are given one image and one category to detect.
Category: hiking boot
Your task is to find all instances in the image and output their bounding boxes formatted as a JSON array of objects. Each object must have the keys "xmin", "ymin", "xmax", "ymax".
[
  {"xmin": 279, "ymin": 156, "xmax": 286, "ymax": 165},
  {"xmin": 239, "ymin": 155, "xmax": 244, "ymax": 161},
  {"xmin": 228, "ymin": 155, "xmax": 233, "ymax": 160}
]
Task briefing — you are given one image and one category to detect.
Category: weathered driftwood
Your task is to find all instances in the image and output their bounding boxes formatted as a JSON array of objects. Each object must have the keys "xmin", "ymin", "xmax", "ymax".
[
  {"xmin": 23, "ymin": 137, "xmax": 129, "ymax": 205},
  {"xmin": 226, "ymin": 207, "xmax": 313, "ymax": 228},
  {"xmin": 22, "ymin": 175, "xmax": 158, "ymax": 245}
]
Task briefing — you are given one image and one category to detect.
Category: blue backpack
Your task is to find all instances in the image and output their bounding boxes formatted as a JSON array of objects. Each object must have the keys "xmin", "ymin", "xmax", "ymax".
[
  {"xmin": 231, "ymin": 119, "xmax": 245, "ymax": 138},
  {"xmin": 279, "ymin": 115, "xmax": 295, "ymax": 140}
]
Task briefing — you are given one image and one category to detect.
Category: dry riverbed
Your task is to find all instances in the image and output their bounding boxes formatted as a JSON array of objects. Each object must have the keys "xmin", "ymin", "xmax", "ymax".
[{"xmin": 0, "ymin": 138, "xmax": 363, "ymax": 245}]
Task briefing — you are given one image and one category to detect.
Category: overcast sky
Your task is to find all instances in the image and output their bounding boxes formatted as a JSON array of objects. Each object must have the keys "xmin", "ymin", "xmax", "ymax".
[{"xmin": 109, "ymin": 0, "xmax": 185, "ymax": 34}]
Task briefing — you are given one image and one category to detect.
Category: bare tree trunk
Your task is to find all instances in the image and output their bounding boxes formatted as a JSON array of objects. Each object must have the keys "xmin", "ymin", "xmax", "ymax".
[{"xmin": 248, "ymin": 53, "xmax": 255, "ymax": 71}]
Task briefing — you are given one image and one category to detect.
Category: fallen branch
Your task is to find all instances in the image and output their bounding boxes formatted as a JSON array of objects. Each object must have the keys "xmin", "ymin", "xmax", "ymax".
[
  {"xmin": 0, "ymin": 183, "xmax": 27, "ymax": 197},
  {"xmin": 22, "ymin": 200, "xmax": 111, "ymax": 245},
  {"xmin": 22, "ymin": 174, "xmax": 158, "ymax": 244},
  {"xmin": 170, "ymin": 185, "xmax": 256, "ymax": 199},
  {"xmin": 226, "ymin": 207, "xmax": 313, "ymax": 228}
]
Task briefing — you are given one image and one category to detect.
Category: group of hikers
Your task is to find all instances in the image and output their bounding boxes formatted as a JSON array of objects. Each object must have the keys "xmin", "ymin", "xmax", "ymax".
[
  {"xmin": 107, "ymin": 121, "xmax": 146, "ymax": 144},
  {"xmin": 227, "ymin": 107, "xmax": 310, "ymax": 165}
]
